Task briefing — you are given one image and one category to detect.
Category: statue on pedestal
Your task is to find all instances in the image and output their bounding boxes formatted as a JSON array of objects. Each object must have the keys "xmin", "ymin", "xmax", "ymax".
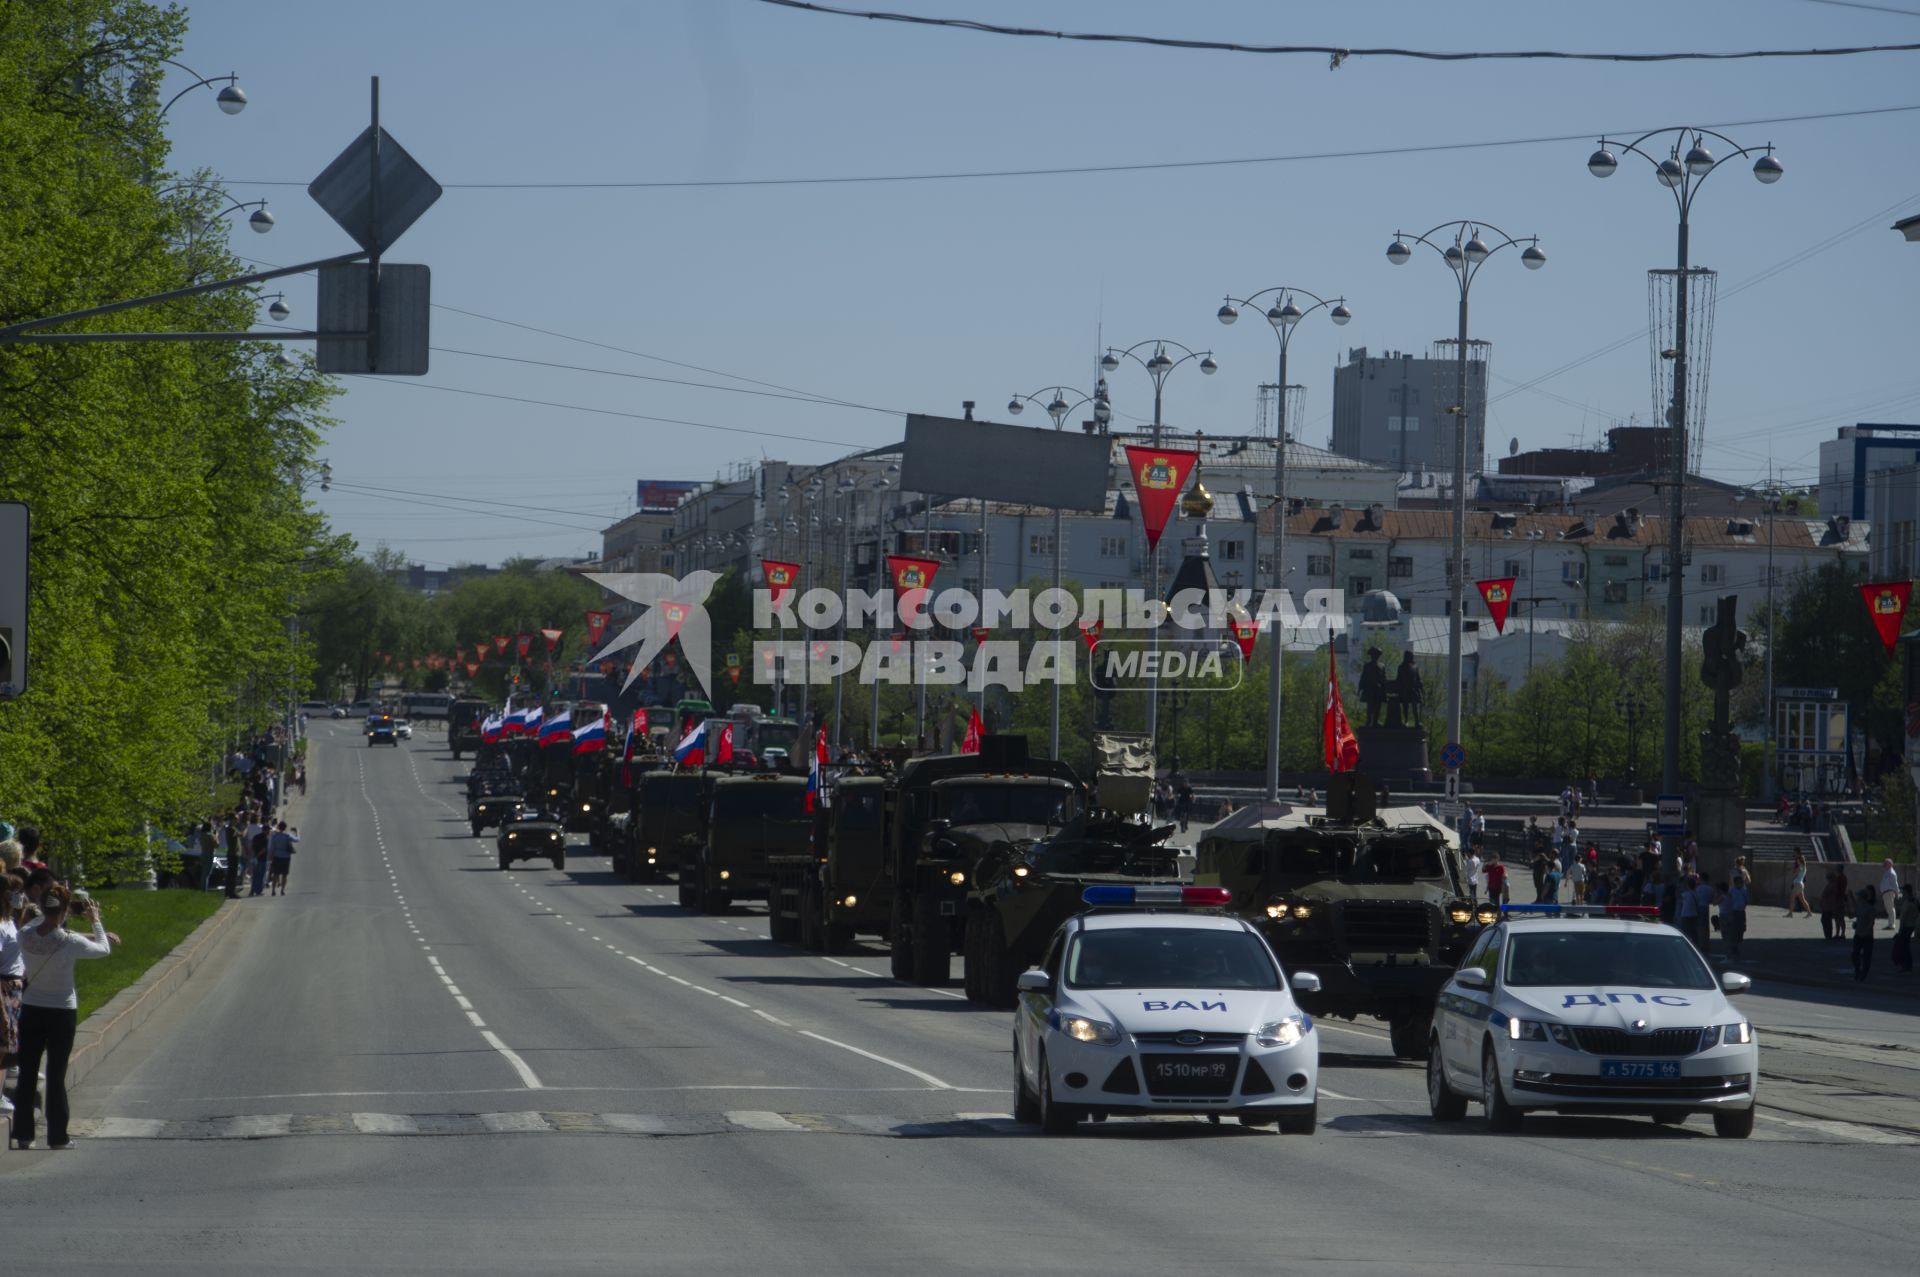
[
  {"xmin": 1698, "ymin": 594, "xmax": 1747, "ymax": 793},
  {"xmin": 1388, "ymin": 653, "xmax": 1424, "ymax": 729},
  {"xmin": 1358, "ymin": 647, "xmax": 1387, "ymax": 728}
]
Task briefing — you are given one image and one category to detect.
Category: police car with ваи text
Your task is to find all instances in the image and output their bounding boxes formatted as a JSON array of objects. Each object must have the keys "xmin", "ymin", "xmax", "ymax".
[
  {"xmin": 1013, "ymin": 885, "xmax": 1320, "ymax": 1136},
  {"xmin": 1428, "ymin": 905, "xmax": 1758, "ymax": 1137}
]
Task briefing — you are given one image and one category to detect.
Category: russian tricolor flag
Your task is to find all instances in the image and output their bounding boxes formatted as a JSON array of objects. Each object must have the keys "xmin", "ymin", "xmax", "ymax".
[
  {"xmin": 480, "ymin": 712, "xmax": 503, "ymax": 743},
  {"xmin": 673, "ymin": 719, "xmax": 708, "ymax": 767},
  {"xmin": 538, "ymin": 709, "xmax": 572, "ymax": 747},
  {"xmin": 805, "ymin": 728, "xmax": 828, "ymax": 812},
  {"xmin": 523, "ymin": 705, "xmax": 544, "ymax": 738},
  {"xmin": 572, "ymin": 712, "xmax": 608, "ymax": 754}
]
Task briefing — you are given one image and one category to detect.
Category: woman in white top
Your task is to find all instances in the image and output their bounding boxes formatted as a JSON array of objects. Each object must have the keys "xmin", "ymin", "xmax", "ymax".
[
  {"xmin": 0, "ymin": 873, "xmax": 25, "ymax": 1115},
  {"xmin": 10, "ymin": 884, "xmax": 112, "ymax": 1150}
]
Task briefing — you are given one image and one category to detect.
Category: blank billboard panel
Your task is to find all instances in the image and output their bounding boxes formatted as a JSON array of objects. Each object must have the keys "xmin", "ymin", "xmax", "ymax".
[{"xmin": 901, "ymin": 414, "xmax": 1109, "ymax": 512}]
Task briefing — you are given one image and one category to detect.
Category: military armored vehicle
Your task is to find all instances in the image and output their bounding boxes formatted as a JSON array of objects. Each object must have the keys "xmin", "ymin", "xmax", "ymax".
[
  {"xmin": 765, "ymin": 773, "xmax": 893, "ymax": 953},
  {"xmin": 447, "ymin": 697, "xmax": 490, "ymax": 759},
  {"xmin": 497, "ymin": 803, "xmax": 567, "ymax": 871},
  {"xmin": 1193, "ymin": 776, "xmax": 1484, "ymax": 1059},
  {"xmin": 686, "ymin": 773, "xmax": 811, "ymax": 913}
]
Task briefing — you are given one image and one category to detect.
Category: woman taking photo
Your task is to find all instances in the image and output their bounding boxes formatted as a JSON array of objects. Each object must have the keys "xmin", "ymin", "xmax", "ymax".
[{"xmin": 10, "ymin": 885, "xmax": 112, "ymax": 1150}]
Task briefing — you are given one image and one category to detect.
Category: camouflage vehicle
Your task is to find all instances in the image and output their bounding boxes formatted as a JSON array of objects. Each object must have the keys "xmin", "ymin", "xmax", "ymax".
[
  {"xmin": 884, "ymin": 736, "xmax": 1084, "ymax": 986},
  {"xmin": 497, "ymin": 803, "xmax": 567, "ymax": 871},
  {"xmin": 447, "ymin": 698, "xmax": 490, "ymax": 760},
  {"xmin": 1193, "ymin": 777, "xmax": 1484, "ymax": 1060},
  {"xmin": 467, "ymin": 774, "xmax": 524, "ymax": 836},
  {"xmin": 686, "ymin": 773, "xmax": 811, "ymax": 913},
  {"xmin": 765, "ymin": 773, "xmax": 893, "ymax": 953}
]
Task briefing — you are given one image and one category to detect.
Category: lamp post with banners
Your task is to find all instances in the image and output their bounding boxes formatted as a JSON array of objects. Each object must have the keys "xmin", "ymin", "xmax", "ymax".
[{"xmin": 1215, "ymin": 286, "xmax": 1352, "ymax": 802}]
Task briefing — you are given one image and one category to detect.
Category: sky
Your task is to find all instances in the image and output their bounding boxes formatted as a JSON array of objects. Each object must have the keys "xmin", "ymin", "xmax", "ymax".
[{"xmin": 159, "ymin": 0, "xmax": 1920, "ymax": 567}]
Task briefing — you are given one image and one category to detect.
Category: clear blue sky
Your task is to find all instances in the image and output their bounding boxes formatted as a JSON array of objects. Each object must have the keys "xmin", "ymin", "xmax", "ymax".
[{"xmin": 164, "ymin": 0, "xmax": 1920, "ymax": 565}]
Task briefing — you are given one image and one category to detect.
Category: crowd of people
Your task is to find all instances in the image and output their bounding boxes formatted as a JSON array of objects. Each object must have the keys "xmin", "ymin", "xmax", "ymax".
[{"xmin": 2, "ymin": 825, "xmax": 122, "ymax": 1151}]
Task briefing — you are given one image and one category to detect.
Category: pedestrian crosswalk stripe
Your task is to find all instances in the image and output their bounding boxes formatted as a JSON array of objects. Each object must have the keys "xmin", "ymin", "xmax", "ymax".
[
  {"xmin": 91, "ymin": 1117, "xmax": 166, "ymax": 1139},
  {"xmin": 351, "ymin": 1112, "xmax": 418, "ymax": 1135},
  {"xmin": 725, "ymin": 1109, "xmax": 805, "ymax": 1131},
  {"xmin": 479, "ymin": 1110, "xmax": 551, "ymax": 1133},
  {"xmin": 217, "ymin": 1114, "xmax": 292, "ymax": 1139}
]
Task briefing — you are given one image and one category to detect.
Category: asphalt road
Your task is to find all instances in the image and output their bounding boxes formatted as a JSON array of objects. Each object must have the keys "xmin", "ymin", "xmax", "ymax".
[{"xmin": 5, "ymin": 722, "xmax": 1918, "ymax": 1275}]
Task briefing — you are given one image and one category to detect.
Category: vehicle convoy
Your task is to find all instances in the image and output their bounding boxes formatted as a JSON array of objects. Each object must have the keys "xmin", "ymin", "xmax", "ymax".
[
  {"xmin": 1013, "ymin": 886, "xmax": 1322, "ymax": 1135},
  {"xmin": 884, "ymin": 736, "xmax": 1088, "ymax": 986},
  {"xmin": 765, "ymin": 773, "xmax": 893, "ymax": 953},
  {"xmin": 497, "ymin": 803, "xmax": 567, "ymax": 871},
  {"xmin": 616, "ymin": 768, "xmax": 710, "ymax": 884},
  {"xmin": 685, "ymin": 773, "xmax": 810, "ymax": 913},
  {"xmin": 447, "ymin": 697, "xmax": 490, "ymax": 759},
  {"xmin": 959, "ymin": 731, "xmax": 1179, "ymax": 1007},
  {"xmin": 1193, "ymin": 776, "xmax": 1482, "ymax": 1060},
  {"xmin": 1428, "ymin": 905, "xmax": 1757, "ymax": 1138},
  {"xmin": 467, "ymin": 763, "xmax": 524, "ymax": 836}
]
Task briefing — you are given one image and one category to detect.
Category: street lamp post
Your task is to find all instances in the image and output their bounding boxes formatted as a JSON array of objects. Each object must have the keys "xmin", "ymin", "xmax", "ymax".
[
  {"xmin": 1216, "ymin": 287, "xmax": 1352, "ymax": 802},
  {"xmin": 1009, "ymin": 382, "xmax": 1112, "ymax": 759},
  {"xmin": 1386, "ymin": 222, "xmax": 1546, "ymax": 777},
  {"xmin": 1615, "ymin": 691, "xmax": 1645, "ymax": 790},
  {"xmin": 1100, "ymin": 340, "xmax": 1218, "ymax": 743},
  {"xmin": 1585, "ymin": 129, "xmax": 1782, "ymax": 810},
  {"xmin": 138, "ymin": 59, "xmax": 250, "ymax": 117}
]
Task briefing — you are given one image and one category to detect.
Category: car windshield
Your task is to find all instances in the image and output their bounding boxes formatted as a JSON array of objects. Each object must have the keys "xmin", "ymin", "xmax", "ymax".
[
  {"xmin": 1066, "ymin": 927, "xmax": 1280, "ymax": 991},
  {"xmin": 937, "ymin": 782, "xmax": 1081, "ymax": 828},
  {"xmin": 834, "ymin": 789, "xmax": 883, "ymax": 831},
  {"xmin": 1503, "ymin": 931, "xmax": 1716, "ymax": 990},
  {"xmin": 1262, "ymin": 835, "xmax": 1445, "ymax": 884}
]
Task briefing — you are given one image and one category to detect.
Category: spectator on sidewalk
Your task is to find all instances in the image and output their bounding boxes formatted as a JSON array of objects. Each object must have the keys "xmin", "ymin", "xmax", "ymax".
[
  {"xmin": 0, "ymin": 874, "xmax": 22, "ymax": 1118},
  {"xmin": 1677, "ymin": 871, "xmax": 1704, "ymax": 950},
  {"xmin": 1540, "ymin": 861, "xmax": 1562, "ymax": 905},
  {"xmin": 1567, "ymin": 855, "xmax": 1589, "ymax": 904},
  {"xmin": 268, "ymin": 822, "xmax": 299, "ymax": 896},
  {"xmin": 1784, "ymin": 850, "xmax": 1812, "ymax": 918},
  {"xmin": 1718, "ymin": 874, "xmax": 1749, "ymax": 960},
  {"xmin": 1893, "ymin": 884, "xmax": 1917, "ymax": 975},
  {"xmin": 10, "ymin": 885, "xmax": 112, "ymax": 1150},
  {"xmin": 1464, "ymin": 849, "xmax": 1483, "ymax": 903},
  {"xmin": 1879, "ymin": 859, "xmax": 1902, "ymax": 928},
  {"xmin": 1485, "ymin": 857, "xmax": 1509, "ymax": 907},
  {"xmin": 1852, "ymin": 886, "xmax": 1879, "ymax": 983},
  {"xmin": 1819, "ymin": 869, "xmax": 1849, "ymax": 942},
  {"xmin": 247, "ymin": 817, "xmax": 271, "ymax": 898}
]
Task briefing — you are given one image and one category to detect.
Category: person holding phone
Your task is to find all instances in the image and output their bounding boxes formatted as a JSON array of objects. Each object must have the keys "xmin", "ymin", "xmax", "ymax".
[{"xmin": 10, "ymin": 885, "xmax": 112, "ymax": 1150}]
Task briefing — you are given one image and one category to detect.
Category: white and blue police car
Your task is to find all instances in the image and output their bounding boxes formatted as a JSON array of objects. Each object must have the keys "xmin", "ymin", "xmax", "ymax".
[
  {"xmin": 1013, "ymin": 885, "xmax": 1321, "ymax": 1135},
  {"xmin": 1428, "ymin": 904, "xmax": 1758, "ymax": 1137}
]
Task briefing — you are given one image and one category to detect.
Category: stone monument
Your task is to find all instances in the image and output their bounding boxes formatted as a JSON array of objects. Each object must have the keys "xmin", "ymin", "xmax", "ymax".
[{"xmin": 1694, "ymin": 594, "xmax": 1748, "ymax": 877}]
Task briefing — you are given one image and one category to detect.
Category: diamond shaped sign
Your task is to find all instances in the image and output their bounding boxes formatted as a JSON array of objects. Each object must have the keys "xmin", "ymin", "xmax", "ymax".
[{"xmin": 308, "ymin": 125, "xmax": 442, "ymax": 255}]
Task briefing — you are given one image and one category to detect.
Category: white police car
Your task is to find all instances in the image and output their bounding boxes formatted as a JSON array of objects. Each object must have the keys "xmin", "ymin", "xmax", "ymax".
[
  {"xmin": 1013, "ymin": 885, "xmax": 1321, "ymax": 1135},
  {"xmin": 1428, "ymin": 905, "xmax": 1758, "ymax": 1137}
]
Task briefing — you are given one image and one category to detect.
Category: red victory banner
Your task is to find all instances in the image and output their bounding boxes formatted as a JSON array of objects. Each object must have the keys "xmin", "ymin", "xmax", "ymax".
[
  {"xmin": 968, "ymin": 626, "xmax": 990, "ymax": 646},
  {"xmin": 761, "ymin": 559, "xmax": 801, "ymax": 609},
  {"xmin": 492, "ymin": 635, "xmax": 510, "ymax": 655},
  {"xmin": 1323, "ymin": 646, "xmax": 1359, "ymax": 774},
  {"xmin": 728, "ymin": 666, "xmax": 742, "ymax": 685},
  {"xmin": 811, "ymin": 640, "xmax": 831, "ymax": 662},
  {"xmin": 1860, "ymin": 580, "xmax": 1914, "ymax": 654},
  {"xmin": 885, "ymin": 554, "xmax": 940, "ymax": 608},
  {"xmin": 584, "ymin": 610, "xmax": 611, "ymax": 647},
  {"xmin": 464, "ymin": 661, "xmax": 480, "ymax": 678},
  {"xmin": 658, "ymin": 601, "xmax": 693, "ymax": 643},
  {"xmin": 1124, "ymin": 444, "xmax": 1201, "ymax": 550},
  {"xmin": 1078, "ymin": 617, "xmax": 1103, "ymax": 654},
  {"xmin": 1226, "ymin": 614, "xmax": 1258, "ymax": 663},
  {"xmin": 515, "ymin": 633, "xmax": 533, "ymax": 659},
  {"xmin": 761, "ymin": 648, "xmax": 777, "ymax": 674},
  {"xmin": 411, "ymin": 657, "xmax": 422, "ymax": 670},
  {"xmin": 540, "ymin": 627, "xmax": 565, "ymax": 654},
  {"xmin": 1476, "ymin": 577, "xmax": 1517, "ymax": 635},
  {"xmin": 473, "ymin": 643, "xmax": 487, "ymax": 664}
]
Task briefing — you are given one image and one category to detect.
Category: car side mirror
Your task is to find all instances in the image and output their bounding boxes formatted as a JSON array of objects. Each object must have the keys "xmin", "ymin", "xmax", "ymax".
[
  {"xmin": 1454, "ymin": 967, "xmax": 1490, "ymax": 990},
  {"xmin": 1719, "ymin": 971, "xmax": 1751, "ymax": 996},
  {"xmin": 1016, "ymin": 969, "xmax": 1051, "ymax": 993},
  {"xmin": 1289, "ymin": 971, "xmax": 1321, "ymax": 994}
]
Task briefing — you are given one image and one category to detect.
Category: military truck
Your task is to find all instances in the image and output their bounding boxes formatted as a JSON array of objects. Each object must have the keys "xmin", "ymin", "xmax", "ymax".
[
  {"xmin": 447, "ymin": 698, "xmax": 490, "ymax": 759},
  {"xmin": 765, "ymin": 773, "xmax": 893, "ymax": 953},
  {"xmin": 685, "ymin": 773, "xmax": 810, "ymax": 913},
  {"xmin": 497, "ymin": 803, "xmax": 567, "ymax": 871},
  {"xmin": 884, "ymin": 736, "xmax": 1085, "ymax": 986},
  {"xmin": 1193, "ymin": 776, "xmax": 1484, "ymax": 1059}
]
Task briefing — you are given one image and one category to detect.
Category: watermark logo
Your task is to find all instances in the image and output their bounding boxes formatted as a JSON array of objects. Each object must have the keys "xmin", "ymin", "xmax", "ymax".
[{"xmin": 584, "ymin": 570, "xmax": 720, "ymax": 697}]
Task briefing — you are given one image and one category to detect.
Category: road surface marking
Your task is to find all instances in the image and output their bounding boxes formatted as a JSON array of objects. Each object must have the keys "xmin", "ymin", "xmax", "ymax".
[
  {"xmin": 798, "ymin": 1030, "xmax": 954, "ymax": 1090},
  {"xmin": 1756, "ymin": 1112, "xmax": 1918, "ymax": 1145},
  {"xmin": 91, "ymin": 1117, "xmax": 166, "ymax": 1139},
  {"xmin": 454, "ymin": 996, "xmax": 474, "ymax": 1011},
  {"xmin": 719, "ymin": 995, "xmax": 751, "ymax": 1008},
  {"xmin": 218, "ymin": 1114, "xmax": 293, "ymax": 1139},
  {"xmin": 753, "ymin": 1009, "xmax": 793, "ymax": 1027},
  {"xmin": 478, "ymin": 1110, "xmax": 552, "ymax": 1133},
  {"xmin": 599, "ymin": 1113, "xmax": 668, "ymax": 1133},
  {"xmin": 480, "ymin": 1030, "xmax": 545, "ymax": 1089},
  {"xmin": 465, "ymin": 1010, "xmax": 488, "ymax": 1028},
  {"xmin": 351, "ymin": 1112, "xmax": 419, "ymax": 1135},
  {"xmin": 726, "ymin": 1110, "xmax": 806, "ymax": 1131}
]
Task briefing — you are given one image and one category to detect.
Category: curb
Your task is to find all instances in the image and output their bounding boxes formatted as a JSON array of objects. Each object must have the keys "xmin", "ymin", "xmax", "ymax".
[{"xmin": 65, "ymin": 897, "xmax": 245, "ymax": 1092}]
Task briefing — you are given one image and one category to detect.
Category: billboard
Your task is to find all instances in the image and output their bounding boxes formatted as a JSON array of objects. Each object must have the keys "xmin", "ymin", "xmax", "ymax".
[
  {"xmin": 900, "ymin": 414, "xmax": 1110, "ymax": 512},
  {"xmin": 636, "ymin": 480, "xmax": 699, "ymax": 512}
]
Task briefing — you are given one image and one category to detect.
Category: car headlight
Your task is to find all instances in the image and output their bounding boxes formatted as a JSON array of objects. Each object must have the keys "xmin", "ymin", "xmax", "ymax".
[
  {"xmin": 1706, "ymin": 1021, "xmax": 1752, "ymax": 1047},
  {"xmin": 1449, "ymin": 906, "xmax": 1473, "ymax": 924},
  {"xmin": 948, "ymin": 870, "xmax": 966, "ymax": 886},
  {"xmin": 1062, "ymin": 1015, "xmax": 1119, "ymax": 1045},
  {"xmin": 1292, "ymin": 903, "xmax": 1313, "ymax": 920},
  {"xmin": 1256, "ymin": 1016, "xmax": 1306, "ymax": 1047},
  {"xmin": 1507, "ymin": 1018, "xmax": 1575, "ymax": 1046},
  {"xmin": 1475, "ymin": 906, "xmax": 1499, "ymax": 925},
  {"xmin": 581, "ymin": 804, "xmax": 591, "ymax": 812},
  {"xmin": 507, "ymin": 833, "xmax": 518, "ymax": 841},
  {"xmin": 1012, "ymin": 864, "xmax": 1030, "ymax": 879},
  {"xmin": 719, "ymin": 869, "xmax": 731, "ymax": 881},
  {"xmin": 842, "ymin": 894, "xmax": 857, "ymax": 908}
]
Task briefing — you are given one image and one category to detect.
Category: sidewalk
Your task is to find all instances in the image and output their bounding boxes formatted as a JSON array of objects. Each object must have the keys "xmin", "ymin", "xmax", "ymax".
[{"xmin": 1704, "ymin": 905, "xmax": 1918, "ymax": 1000}]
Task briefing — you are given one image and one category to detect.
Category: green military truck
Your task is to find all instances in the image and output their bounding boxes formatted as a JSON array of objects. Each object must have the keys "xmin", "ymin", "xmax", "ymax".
[
  {"xmin": 685, "ymin": 773, "xmax": 811, "ymax": 914},
  {"xmin": 613, "ymin": 768, "xmax": 706, "ymax": 887},
  {"xmin": 1193, "ymin": 777, "xmax": 1483, "ymax": 1060},
  {"xmin": 884, "ymin": 737, "xmax": 1085, "ymax": 986},
  {"xmin": 765, "ymin": 774, "xmax": 893, "ymax": 953},
  {"xmin": 447, "ymin": 697, "xmax": 490, "ymax": 760}
]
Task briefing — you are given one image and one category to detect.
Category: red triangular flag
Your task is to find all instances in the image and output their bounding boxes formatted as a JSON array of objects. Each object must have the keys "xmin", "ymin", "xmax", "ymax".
[
  {"xmin": 1226, "ymin": 614, "xmax": 1257, "ymax": 663},
  {"xmin": 715, "ymin": 722, "xmax": 735, "ymax": 764},
  {"xmin": 1323, "ymin": 646, "xmax": 1359, "ymax": 774},
  {"xmin": 1861, "ymin": 580, "xmax": 1912, "ymax": 654},
  {"xmin": 1476, "ymin": 577, "xmax": 1516, "ymax": 636},
  {"xmin": 1078, "ymin": 617, "xmax": 1103, "ymax": 654},
  {"xmin": 1124, "ymin": 445, "xmax": 1200, "ymax": 550},
  {"xmin": 961, "ymin": 705, "xmax": 984, "ymax": 755}
]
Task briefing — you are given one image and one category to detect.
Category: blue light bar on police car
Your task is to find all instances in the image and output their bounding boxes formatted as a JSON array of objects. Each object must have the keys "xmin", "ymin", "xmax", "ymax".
[
  {"xmin": 1081, "ymin": 885, "xmax": 1232, "ymax": 908},
  {"xmin": 1498, "ymin": 904, "xmax": 1659, "ymax": 917}
]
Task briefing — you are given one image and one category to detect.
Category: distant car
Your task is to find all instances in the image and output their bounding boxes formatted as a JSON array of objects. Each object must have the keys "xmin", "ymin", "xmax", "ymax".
[
  {"xmin": 367, "ymin": 715, "xmax": 399, "ymax": 747},
  {"xmin": 1013, "ymin": 886, "xmax": 1321, "ymax": 1136},
  {"xmin": 1428, "ymin": 905, "xmax": 1757, "ymax": 1138},
  {"xmin": 329, "ymin": 705, "xmax": 349, "ymax": 720},
  {"xmin": 349, "ymin": 701, "xmax": 372, "ymax": 715},
  {"xmin": 498, "ymin": 807, "xmax": 566, "ymax": 871},
  {"xmin": 299, "ymin": 701, "xmax": 329, "ymax": 715},
  {"xmin": 394, "ymin": 719, "xmax": 413, "ymax": 740}
]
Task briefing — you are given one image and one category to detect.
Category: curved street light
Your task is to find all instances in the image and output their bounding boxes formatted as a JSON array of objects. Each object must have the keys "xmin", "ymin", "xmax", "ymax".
[
  {"xmin": 1010, "ymin": 382, "xmax": 1113, "ymax": 759},
  {"xmin": 1385, "ymin": 220, "xmax": 1545, "ymax": 778},
  {"xmin": 1101, "ymin": 339, "xmax": 1218, "ymax": 743},
  {"xmin": 135, "ymin": 59, "xmax": 249, "ymax": 117},
  {"xmin": 1215, "ymin": 287, "xmax": 1351, "ymax": 803},
  {"xmin": 1584, "ymin": 127, "xmax": 1781, "ymax": 816}
]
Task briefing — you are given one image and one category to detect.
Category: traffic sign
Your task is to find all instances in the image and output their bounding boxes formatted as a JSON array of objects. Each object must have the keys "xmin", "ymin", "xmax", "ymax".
[
  {"xmin": 1440, "ymin": 741, "xmax": 1466, "ymax": 770},
  {"xmin": 1443, "ymin": 771, "xmax": 1461, "ymax": 801},
  {"xmin": 1438, "ymin": 800, "xmax": 1464, "ymax": 822},
  {"xmin": 309, "ymin": 125, "xmax": 442, "ymax": 255},
  {"xmin": 1656, "ymin": 794, "xmax": 1688, "ymax": 835},
  {"xmin": 0, "ymin": 502, "xmax": 28, "ymax": 697},
  {"xmin": 316, "ymin": 263, "xmax": 430, "ymax": 375}
]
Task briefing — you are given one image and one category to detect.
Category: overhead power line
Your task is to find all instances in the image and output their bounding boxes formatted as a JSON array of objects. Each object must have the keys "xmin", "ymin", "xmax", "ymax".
[
  {"xmin": 226, "ymin": 102, "xmax": 1920, "ymax": 190},
  {"xmin": 755, "ymin": 0, "xmax": 1920, "ymax": 63}
]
